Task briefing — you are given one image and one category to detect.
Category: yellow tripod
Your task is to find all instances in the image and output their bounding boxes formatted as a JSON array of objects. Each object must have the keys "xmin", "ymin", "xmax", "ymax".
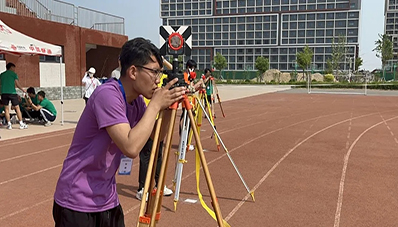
[
  {"xmin": 187, "ymin": 88, "xmax": 220, "ymax": 152},
  {"xmin": 136, "ymin": 94, "xmax": 230, "ymax": 227},
  {"xmin": 171, "ymin": 88, "xmax": 255, "ymax": 213}
]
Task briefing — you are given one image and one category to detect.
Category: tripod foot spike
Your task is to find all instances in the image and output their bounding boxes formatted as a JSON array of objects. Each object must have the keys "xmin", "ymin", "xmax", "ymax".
[
  {"xmin": 174, "ymin": 200, "xmax": 178, "ymax": 212},
  {"xmin": 217, "ymin": 145, "xmax": 221, "ymax": 151},
  {"xmin": 250, "ymin": 191, "xmax": 255, "ymax": 202}
]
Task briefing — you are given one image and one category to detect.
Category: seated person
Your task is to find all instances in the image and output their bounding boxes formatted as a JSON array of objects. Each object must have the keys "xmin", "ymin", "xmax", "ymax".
[
  {"xmin": 24, "ymin": 87, "xmax": 40, "ymax": 119},
  {"xmin": 16, "ymin": 95, "xmax": 30, "ymax": 119},
  {"xmin": 11, "ymin": 95, "xmax": 34, "ymax": 121},
  {"xmin": 27, "ymin": 91, "xmax": 57, "ymax": 126}
]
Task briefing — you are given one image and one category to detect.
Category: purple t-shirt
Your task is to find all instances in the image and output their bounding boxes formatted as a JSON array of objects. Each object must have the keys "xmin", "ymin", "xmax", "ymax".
[{"xmin": 54, "ymin": 79, "xmax": 146, "ymax": 212}]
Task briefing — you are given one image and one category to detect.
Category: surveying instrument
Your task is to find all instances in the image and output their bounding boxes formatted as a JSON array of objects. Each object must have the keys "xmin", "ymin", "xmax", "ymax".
[{"xmin": 137, "ymin": 26, "xmax": 229, "ymax": 227}]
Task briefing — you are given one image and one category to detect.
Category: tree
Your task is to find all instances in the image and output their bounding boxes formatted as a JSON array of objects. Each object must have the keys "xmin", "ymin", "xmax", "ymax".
[
  {"xmin": 325, "ymin": 58, "xmax": 333, "ymax": 74},
  {"xmin": 254, "ymin": 56, "xmax": 269, "ymax": 82},
  {"xmin": 214, "ymin": 52, "xmax": 227, "ymax": 79},
  {"xmin": 331, "ymin": 35, "xmax": 346, "ymax": 75},
  {"xmin": 296, "ymin": 45, "xmax": 313, "ymax": 80},
  {"xmin": 355, "ymin": 57, "xmax": 363, "ymax": 72},
  {"xmin": 373, "ymin": 34, "xmax": 393, "ymax": 69}
]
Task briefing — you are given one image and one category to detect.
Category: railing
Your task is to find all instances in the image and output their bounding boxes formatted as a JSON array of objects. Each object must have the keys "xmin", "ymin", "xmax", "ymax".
[
  {"xmin": 19, "ymin": 0, "xmax": 49, "ymax": 19},
  {"xmin": 0, "ymin": 0, "xmax": 125, "ymax": 35},
  {"xmin": 90, "ymin": 22, "xmax": 125, "ymax": 35},
  {"xmin": 37, "ymin": 0, "xmax": 75, "ymax": 25},
  {"xmin": 78, "ymin": 6, "xmax": 125, "ymax": 35}
]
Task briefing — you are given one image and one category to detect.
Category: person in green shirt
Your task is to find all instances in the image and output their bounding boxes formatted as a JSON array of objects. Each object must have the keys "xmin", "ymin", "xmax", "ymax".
[
  {"xmin": 26, "ymin": 87, "xmax": 39, "ymax": 105},
  {"xmin": 23, "ymin": 87, "xmax": 40, "ymax": 119},
  {"xmin": 0, "ymin": 62, "xmax": 28, "ymax": 130},
  {"xmin": 27, "ymin": 90, "xmax": 57, "ymax": 127},
  {"xmin": 203, "ymin": 68, "xmax": 214, "ymax": 108}
]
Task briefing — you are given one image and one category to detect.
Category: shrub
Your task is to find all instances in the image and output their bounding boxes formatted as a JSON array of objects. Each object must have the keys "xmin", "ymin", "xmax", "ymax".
[{"xmin": 324, "ymin": 74, "xmax": 334, "ymax": 82}]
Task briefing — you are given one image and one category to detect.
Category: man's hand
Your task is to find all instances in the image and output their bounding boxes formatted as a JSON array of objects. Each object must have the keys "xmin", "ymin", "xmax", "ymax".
[
  {"xmin": 193, "ymin": 79, "xmax": 204, "ymax": 91},
  {"xmin": 27, "ymin": 97, "xmax": 33, "ymax": 105},
  {"xmin": 151, "ymin": 78, "xmax": 185, "ymax": 110}
]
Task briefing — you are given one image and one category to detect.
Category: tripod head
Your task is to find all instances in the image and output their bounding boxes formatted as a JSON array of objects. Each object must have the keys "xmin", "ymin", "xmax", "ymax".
[{"xmin": 162, "ymin": 55, "xmax": 188, "ymax": 89}]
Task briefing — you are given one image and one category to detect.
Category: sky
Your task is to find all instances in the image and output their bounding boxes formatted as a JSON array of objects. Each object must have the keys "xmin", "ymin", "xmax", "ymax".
[{"xmin": 67, "ymin": 0, "xmax": 384, "ymax": 71}]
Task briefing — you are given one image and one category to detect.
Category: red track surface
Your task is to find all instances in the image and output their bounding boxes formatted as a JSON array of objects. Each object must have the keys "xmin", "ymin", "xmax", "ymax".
[{"xmin": 1, "ymin": 93, "xmax": 398, "ymax": 227}]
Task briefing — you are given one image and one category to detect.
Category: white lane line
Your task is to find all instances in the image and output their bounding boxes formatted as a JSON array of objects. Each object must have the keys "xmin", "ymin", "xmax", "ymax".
[
  {"xmin": 333, "ymin": 116, "xmax": 398, "ymax": 227},
  {"xmin": 225, "ymin": 112, "xmax": 386, "ymax": 222},
  {"xmin": 346, "ymin": 112, "xmax": 353, "ymax": 144},
  {"xmin": 0, "ymin": 164, "xmax": 62, "ymax": 186},
  {"xmin": 124, "ymin": 110, "xmax": 348, "ymax": 215},
  {"xmin": 0, "ymin": 198, "xmax": 53, "ymax": 221},
  {"xmin": 0, "ymin": 131, "xmax": 73, "ymax": 147},
  {"xmin": 0, "ymin": 144, "xmax": 69, "ymax": 163}
]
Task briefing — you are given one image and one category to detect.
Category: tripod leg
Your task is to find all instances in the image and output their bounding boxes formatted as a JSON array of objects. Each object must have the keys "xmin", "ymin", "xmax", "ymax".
[
  {"xmin": 213, "ymin": 80, "xmax": 225, "ymax": 118},
  {"xmin": 196, "ymin": 98, "xmax": 255, "ymax": 202},
  {"xmin": 183, "ymin": 100, "xmax": 226, "ymax": 226},
  {"xmin": 149, "ymin": 105, "xmax": 178, "ymax": 227},
  {"xmin": 187, "ymin": 94, "xmax": 201, "ymax": 150},
  {"xmin": 210, "ymin": 80, "xmax": 216, "ymax": 119},
  {"xmin": 200, "ymin": 95, "xmax": 220, "ymax": 151},
  {"xmin": 173, "ymin": 108, "xmax": 190, "ymax": 211},
  {"xmin": 137, "ymin": 111, "xmax": 164, "ymax": 227}
]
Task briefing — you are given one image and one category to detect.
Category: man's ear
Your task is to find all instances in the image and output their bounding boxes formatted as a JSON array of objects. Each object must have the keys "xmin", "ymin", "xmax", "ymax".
[{"xmin": 127, "ymin": 65, "xmax": 138, "ymax": 80}]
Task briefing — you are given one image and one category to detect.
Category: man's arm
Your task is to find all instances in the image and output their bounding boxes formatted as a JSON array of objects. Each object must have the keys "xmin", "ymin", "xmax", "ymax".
[
  {"xmin": 27, "ymin": 98, "xmax": 41, "ymax": 111},
  {"xmin": 15, "ymin": 80, "xmax": 26, "ymax": 93},
  {"xmin": 106, "ymin": 78, "xmax": 185, "ymax": 159},
  {"xmin": 106, "ymin": 103, "xmax": 161, "ymax": 159},
  {"xmin": 82, "ymin": 73, "xmax": 88, "ymax": 84},
  {"xmin": 29, "ymin": 102, "xmax": 42, "ymax": 111}
]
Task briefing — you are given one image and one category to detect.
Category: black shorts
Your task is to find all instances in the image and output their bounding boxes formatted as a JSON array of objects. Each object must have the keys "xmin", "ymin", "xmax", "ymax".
[
  {"xmin": 52, "ymin": 201, "xmax": 125, "ymax": 227},
  {"xmin": 206, "ymin": 95, "xmax": 214, "ymax": 104},
  {"xmin": 1, "ymin": 94, "xmax": 19, "ymax": 106}
]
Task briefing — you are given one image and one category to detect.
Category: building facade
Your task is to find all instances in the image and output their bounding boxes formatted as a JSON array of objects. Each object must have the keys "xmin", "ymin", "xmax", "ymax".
[
  {"xmin": 161, "ymin": 0, "xmax": 361, "ymax": 74},
  {"xmin": 385, "ymin": 0, "xmax": 398, "ymax": 61},
  {"xmin": 0, "ymin": 0, "xmax": 127, "ymax": 99}
]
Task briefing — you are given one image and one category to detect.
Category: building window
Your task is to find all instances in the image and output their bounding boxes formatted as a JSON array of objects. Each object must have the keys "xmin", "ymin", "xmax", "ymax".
[{"xmin": 0, "ymin": 54, "xmax": 4, "ymax": 60}]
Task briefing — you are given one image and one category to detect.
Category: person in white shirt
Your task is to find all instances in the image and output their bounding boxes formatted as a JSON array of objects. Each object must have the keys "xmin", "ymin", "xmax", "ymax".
[
  {"xmin": 110, "ymin": 60, "xmax": 121, "ymax": 80},
  {"xmin": 82, "ymin": 67, "xmax": 101, "ymax": 105}
]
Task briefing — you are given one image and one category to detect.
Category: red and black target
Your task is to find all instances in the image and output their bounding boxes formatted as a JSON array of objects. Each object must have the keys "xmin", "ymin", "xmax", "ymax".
[{"xmin": 168, "ymin": 32, "xmax": 184, "ymax": 51}]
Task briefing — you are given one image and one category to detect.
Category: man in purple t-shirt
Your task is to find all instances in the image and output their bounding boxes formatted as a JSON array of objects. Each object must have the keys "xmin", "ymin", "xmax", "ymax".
[{"xmin": 53, "ymin": 38, "xmax": 185, "ymax": 227}]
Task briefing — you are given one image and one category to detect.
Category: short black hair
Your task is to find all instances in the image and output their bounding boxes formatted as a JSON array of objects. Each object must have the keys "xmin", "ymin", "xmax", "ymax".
[
  {"xmin": 186, "ymin": 59, "xmax": 197, "ymax": 69},
  {"xmin": 27, "ymin": 87, "xmax": 36, "ymax": 95},
  {"xmin": 37, "ymin": 91, "xmax": 46, "ymax": 98},
  {"xmin": 119, "ymin": 38, "xmax": 163, "ymax": 77},
  {"xmin": 6, "ymin": 63, "xmax": 15, "ymax": 70},
  {"xmin": 0, "ymin": 99, "xmax": 3, "ymax": 105},
  {"xmin": 204, "ymin": 68, "xmax": 211, "ymax": 74}
]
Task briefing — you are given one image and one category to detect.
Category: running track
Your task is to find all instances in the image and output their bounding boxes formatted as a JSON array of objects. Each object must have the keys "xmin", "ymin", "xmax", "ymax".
[{"xmin": 1, "ymin": 92, "xmax": 398, "ymax": 227}]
